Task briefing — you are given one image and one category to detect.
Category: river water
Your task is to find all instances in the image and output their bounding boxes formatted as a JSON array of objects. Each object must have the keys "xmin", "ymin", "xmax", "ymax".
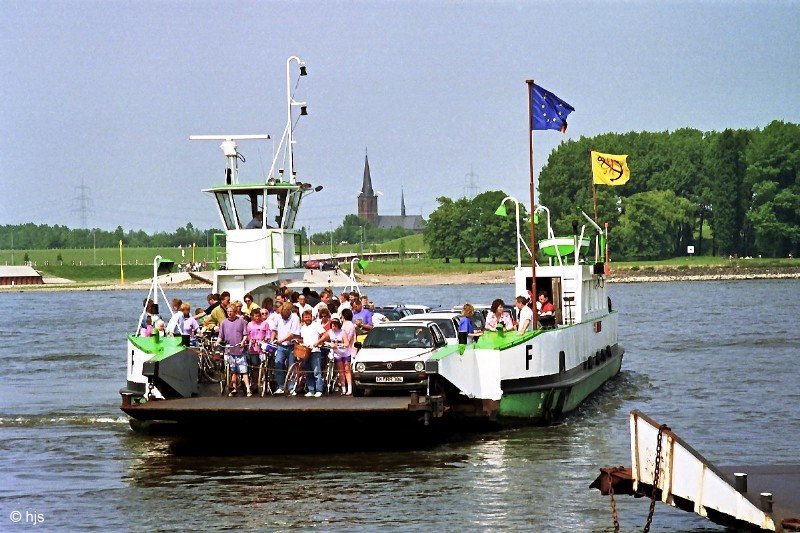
[{"xmin": 1, "ymin": 280, "xmax": 798, "ymax": 531}]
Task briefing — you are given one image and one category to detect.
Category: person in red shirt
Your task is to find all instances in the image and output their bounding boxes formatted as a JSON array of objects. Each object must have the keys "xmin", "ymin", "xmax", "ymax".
[{"xmin": 537, "ymin": 292, "xmax": 555, "ymax": 315}]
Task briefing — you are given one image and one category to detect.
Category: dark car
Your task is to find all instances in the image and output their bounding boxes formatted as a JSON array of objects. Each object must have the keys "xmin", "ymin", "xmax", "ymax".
[{"xmin": 373, "ymin": 306, "xmax": 413, "ymax": 322}]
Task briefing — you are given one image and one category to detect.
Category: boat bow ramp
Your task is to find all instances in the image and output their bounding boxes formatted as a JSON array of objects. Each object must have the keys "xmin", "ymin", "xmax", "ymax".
[{"xmin": 592, "ymin": 410, "xmax": 800, "ymax": 532}]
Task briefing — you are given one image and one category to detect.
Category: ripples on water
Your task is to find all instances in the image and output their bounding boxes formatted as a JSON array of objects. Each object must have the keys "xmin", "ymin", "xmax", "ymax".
[{"xmin": 0, "ymin": 280, "xmax": 797, "ymax": 531}]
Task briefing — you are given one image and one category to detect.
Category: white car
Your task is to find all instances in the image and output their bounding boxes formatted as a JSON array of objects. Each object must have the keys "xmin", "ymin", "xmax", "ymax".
[
  {"xmin": 400, "ymin": 312, "xmax": 460, "ymax": 344},
  {"xmin": 449, "ymin": 304, "xmax": 491, "ymax": 323},
  {"xmin": 352, "ymin": 320, "xmax": 447, "ymax": 395},
  {"xmin": 387, "ymin": 304, "xmax": 431, "ymax": 315}
]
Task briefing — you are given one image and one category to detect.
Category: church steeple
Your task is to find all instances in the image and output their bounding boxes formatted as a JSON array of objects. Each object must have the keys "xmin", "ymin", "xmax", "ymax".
[
  {"xmin": 359, "ymin": 151, "xmax": 374, "ymax": 197},
  {"xmin": 401, "ymin": 187, "xmax": 406, "ymax": 217},
  {"xmin": 357, "ymin": 148, "xmax": 378, "ymax": 224}
]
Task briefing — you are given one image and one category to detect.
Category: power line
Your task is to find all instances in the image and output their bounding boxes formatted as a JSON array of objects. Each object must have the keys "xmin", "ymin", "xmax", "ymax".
[
  {"xmin": 71, "ymin": 178, "xmax": 93, "ymax": 228},
  {"xmin": 464, "ymin": 166, "xmax": 480, "ymax": 199}
]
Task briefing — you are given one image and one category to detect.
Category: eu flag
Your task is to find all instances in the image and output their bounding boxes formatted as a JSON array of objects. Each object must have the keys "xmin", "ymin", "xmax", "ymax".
[{"xmin": 530, "ymin": 83, "xmax": 574, "ymax": 133}]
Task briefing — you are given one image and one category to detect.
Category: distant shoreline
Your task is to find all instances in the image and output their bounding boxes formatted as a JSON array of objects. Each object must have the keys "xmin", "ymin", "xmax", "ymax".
[
  {"xmin": 367, "ymin": 265, "xmax": 800, "ymax": 286},
  {"xmin": 2, "ymin": 264, "xmax": 798, "ymax": 292}
]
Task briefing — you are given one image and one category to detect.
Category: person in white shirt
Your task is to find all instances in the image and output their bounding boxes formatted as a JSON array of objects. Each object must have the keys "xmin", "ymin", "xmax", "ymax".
[
  {"xmin": 338, "ymin": 292, "xmax": 351, "ymax": 311},
  {"xmin": 294, "ymin": 293, "xmax": 315, "ymax": 318},
  {"xmin": 313, "ymin": 288, "xmax": 333, "ymax": 317},
  {"xmin": 269, "ymin": 302, "xmax": 301, "ymax": 394},
  {"xmin": 299, "ymin": 310, "xmax": 326, "ymax": 397},
  {"xmin": 163, "ymin": 298, "xmax": 183, "ymax": 335},
  {"xmin": 515, "ymin": 295, "xmax": 534, "ymax": 333}
]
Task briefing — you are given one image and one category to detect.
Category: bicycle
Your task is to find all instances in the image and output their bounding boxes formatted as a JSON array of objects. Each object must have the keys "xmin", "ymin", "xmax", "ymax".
[
  {"xmin": 196, "ymin": 337, "xmax": 224, "ymax": 385},
  {"xmin": 256, "ymin": 342, "xmax": 278, "ymax": 397},
  {"xmin": 323, "ymin": 343, "xmax": 341, "ymax": 395},
  {"xmin": 218, "ymin": 343, "xmax": 251, "ymax": 397},
  {"xmin": 284, "ymin": 343, "xmax": 310, "ymax": 396}
]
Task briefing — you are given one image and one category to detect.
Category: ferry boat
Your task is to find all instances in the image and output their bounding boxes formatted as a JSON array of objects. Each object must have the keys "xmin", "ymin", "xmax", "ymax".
[
  {"xmin": 428, "ymin": 227, "xmax": 623, "ymax": 426},
  {"xmin": 119, "ymin": 58, "xmax": 623, "ymax": 434}
]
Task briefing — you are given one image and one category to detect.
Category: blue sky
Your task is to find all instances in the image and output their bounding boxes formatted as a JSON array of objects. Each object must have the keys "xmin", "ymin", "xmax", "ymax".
[{"xmin": 1, "ymin": 1, "xmax": 798, "ymax": 234}]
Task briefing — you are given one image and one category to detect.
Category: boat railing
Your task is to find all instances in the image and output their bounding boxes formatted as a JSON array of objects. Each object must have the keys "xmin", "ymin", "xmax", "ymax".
[{"xmin": 212, "ymin": 232, "xmax": 226, "ymax": 270}]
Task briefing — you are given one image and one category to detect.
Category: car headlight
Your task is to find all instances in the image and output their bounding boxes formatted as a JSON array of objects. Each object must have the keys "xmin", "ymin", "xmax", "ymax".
[
  {"xmin": 414, "ymin": 361, "xmax": 425, "ymax": 372},
  {"xmin": 355, "ymin": 362, "xmax": 365, "ymax": 373}
]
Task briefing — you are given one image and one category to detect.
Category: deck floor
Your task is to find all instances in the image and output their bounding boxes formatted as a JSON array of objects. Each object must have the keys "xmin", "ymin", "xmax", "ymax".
[
  {"xmin": 720, "ymin": 465, "xmax": 800, "ymax": 527},
  {"xmin": 130, "ymin": 394, "xmax": 413, "ymax": 413}
]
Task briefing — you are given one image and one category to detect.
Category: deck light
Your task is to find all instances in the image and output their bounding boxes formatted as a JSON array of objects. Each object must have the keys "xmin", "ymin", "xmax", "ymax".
[
  {"xmin": 286, "ymin": 56, "xmax": 308, "ymax": 183},
  {"xmin": 497, "ymin": 196, "xmax": 524, "ymax": 268}
]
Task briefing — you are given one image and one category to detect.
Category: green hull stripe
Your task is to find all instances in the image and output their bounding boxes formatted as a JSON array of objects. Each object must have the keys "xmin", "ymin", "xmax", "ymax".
[
  {"xmin": 127, "ymin": 334, "xmax": 186, "ymax": 361},
  {"xmin": 498, "ymin": 355, "xmax": 622, "ymax": 420},
  {"xmin": 499, "ymin": 390, "xmax": 549, "ymax": 418}
]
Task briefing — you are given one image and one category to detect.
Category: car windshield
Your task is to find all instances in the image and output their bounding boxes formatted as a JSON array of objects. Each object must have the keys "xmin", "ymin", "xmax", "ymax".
[{"xmin": 362, "ymin": 325, "xmax": 434, "ymax": 349}]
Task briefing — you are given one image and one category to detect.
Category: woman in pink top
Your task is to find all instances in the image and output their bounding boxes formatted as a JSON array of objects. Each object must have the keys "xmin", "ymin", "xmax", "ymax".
[
  {"xmin": 246, "ymin": 308, "xmax": 270, "ymax": 366},
  {"xmin": 338, "ymin": 308, "xmax": 356, "ymax": 395},
  {"xmin": 324, "ymin": 314, "xmax": 352, "ymax": 395}
]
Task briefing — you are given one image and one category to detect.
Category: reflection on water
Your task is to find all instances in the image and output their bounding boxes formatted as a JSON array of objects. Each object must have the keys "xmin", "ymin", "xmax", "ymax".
[{"xmin": 0, "ymin": 280, "xmax": 798, "ymax": 530}]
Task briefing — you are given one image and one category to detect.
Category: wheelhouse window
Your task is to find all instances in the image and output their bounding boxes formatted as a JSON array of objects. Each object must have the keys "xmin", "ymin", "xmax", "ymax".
[
  {"xmin": 213, "ymin": 187, "xmax": 301, "ymax": 230},
  {"xmin": 215, "ymin": 192, "xmax": 236, "ymax": 230}
]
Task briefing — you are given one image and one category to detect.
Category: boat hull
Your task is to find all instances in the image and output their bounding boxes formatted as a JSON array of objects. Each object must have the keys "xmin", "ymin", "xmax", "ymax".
[{"xmin": 497, "ymin": 346, "xmax": 623, "ymax": 422}]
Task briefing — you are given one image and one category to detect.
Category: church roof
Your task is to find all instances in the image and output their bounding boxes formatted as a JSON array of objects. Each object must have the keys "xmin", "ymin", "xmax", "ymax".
[{"xmin": 375, "ymin": 215, "xmax": 426, "ymax": 231}]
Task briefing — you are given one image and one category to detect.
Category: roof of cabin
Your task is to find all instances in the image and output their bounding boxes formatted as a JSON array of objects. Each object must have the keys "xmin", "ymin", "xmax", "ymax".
[{"xmin": 202, "ymin": 181, "xmax": 302, "ymax": 193}]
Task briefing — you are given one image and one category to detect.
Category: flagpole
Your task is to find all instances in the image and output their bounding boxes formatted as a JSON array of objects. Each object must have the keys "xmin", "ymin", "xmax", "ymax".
[
  {"xmin": 526, "ymin": 80, "xmax": 538, "ymax": 330},
  {"xmin": 590, "ymin": 147, "xmax": 599, "ymax": 223}
]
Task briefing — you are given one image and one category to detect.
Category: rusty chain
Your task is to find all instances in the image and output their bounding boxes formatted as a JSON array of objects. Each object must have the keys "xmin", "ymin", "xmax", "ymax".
[
  {"xmin": 643, "ymin": 423, "xmax": 668, "ymax": 533},
  {"xmin": 609, "ymin": 480, "xmax": 620, "ymax": 533}
]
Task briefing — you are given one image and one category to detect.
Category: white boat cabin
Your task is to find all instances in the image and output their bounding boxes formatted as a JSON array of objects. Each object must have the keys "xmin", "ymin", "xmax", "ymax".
[
  {"xmin": 514, "ymin": 264, "xmax": 610, "ymax": 327},
  {"xmin": 203, "ymin": 181, "xmax": 308, "ymax": 271}
]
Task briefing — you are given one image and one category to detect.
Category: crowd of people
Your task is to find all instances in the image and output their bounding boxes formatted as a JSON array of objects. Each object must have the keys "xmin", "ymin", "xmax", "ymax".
[
  {"xmin": 137, "ymin": 285, "xmax": 558, "ymax": 397},
  {"xmin": 137, "ymin": 287, "xmax": 377, "ymax": 398}
]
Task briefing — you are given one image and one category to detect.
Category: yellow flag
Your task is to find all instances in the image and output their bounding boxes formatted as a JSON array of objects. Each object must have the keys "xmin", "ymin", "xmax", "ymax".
[{"xmin": 591, "ymin": 151, "xmax": 630, "ymax": 186}]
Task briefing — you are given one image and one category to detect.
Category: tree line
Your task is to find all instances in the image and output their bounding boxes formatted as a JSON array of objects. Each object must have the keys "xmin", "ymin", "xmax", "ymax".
[
  {"xmin": 0, "ymin": 215, "xmax": 414, "ymax": 254},
  {"xmin": 538, "ymin": 120, "xmax": 799, "ymax": 259},
  {"xmin": 309, "ymin": 214, "xmax": 416, "ymax": 248},
  {"xmin": 423, "ymin": 121, "xmax": 798, "ymax": 262},
  {"xmin": 424, "ymin": 190, "xmax": 524, "ymax": 263},
  {"xmin": 0, "ymin": 223, "xmax": 220, "ymax": 250}
]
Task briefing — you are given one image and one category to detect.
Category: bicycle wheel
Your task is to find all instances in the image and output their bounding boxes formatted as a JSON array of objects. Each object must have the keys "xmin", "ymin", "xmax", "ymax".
[
  {"xmin": 202, "ymin": 353, "xmax": 223, "ymax": 383},
  {"xmin": 265, "ymin": 358, "xmax": 276, "ymax": 396},
  {"xmin": 221, "ymin": 361, "xmax": 231, "ymax": 396},
  {"xmin": 257, "ymin": 363, "xmax": 267, "ymax": 397},
  {"xmin": 284, "ymin": 362, "xmax": 301, "ymax": 395},
  {"xmin": 325, "ymin": 363, "xmax": 338, "ymax": 395}
]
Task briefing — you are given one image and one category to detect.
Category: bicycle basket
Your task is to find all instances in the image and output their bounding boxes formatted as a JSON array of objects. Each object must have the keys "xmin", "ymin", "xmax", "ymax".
[{"xmin": 293, "ymin": 344, "xmax": 312, "ymax": 361}]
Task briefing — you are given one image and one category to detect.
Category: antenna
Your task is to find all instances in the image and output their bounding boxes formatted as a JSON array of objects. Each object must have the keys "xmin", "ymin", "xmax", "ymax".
[
  {"xmin": 464, "ymin": 166, "xmax": 480, "ymax": 199},
  {"xmin": 189, "ymin": 135, "xmax": 271, "ymax": 184}
]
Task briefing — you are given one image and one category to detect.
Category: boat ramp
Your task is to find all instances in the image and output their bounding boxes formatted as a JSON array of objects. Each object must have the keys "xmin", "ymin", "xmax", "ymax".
[{"xmin": 592, "ymin": 410, "xmax": 800, "ymax": 532}]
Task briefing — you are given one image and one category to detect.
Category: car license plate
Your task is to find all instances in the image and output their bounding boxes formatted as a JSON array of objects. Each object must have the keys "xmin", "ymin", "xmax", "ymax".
[{"xmin": 376, "ymin": 376, "xmax": 403, "ymax": 383}]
